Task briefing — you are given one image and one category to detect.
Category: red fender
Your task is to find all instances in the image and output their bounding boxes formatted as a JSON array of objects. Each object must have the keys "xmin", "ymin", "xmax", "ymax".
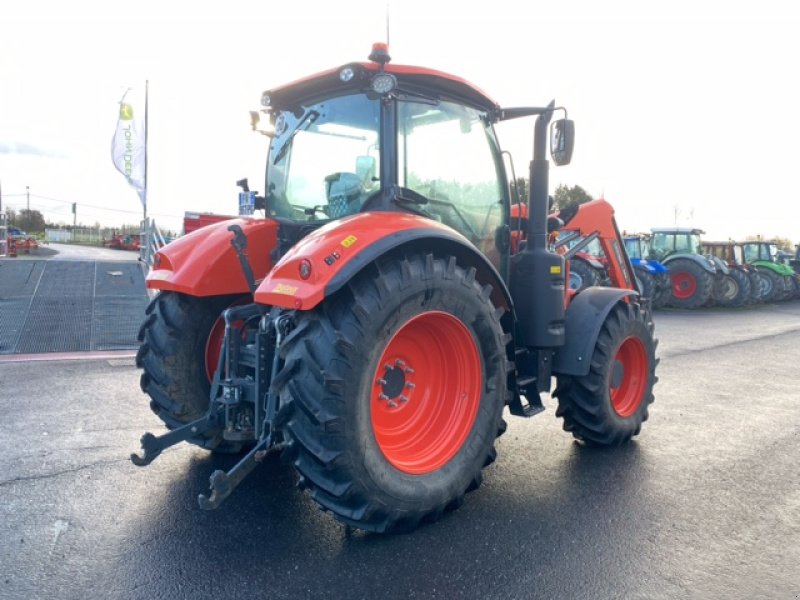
[
  {"xmin": 146, "ymin": 218, "xmax": 278, "ymax": 296},
  {"xmin": 254, "ymin": 212, "xmax": 490, "ymax": 310}
]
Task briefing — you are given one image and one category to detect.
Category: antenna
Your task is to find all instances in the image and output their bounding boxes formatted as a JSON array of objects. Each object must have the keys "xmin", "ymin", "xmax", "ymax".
[{"xmin": 386, "ymin": 2, "xmax": 390, "ymax": 45}]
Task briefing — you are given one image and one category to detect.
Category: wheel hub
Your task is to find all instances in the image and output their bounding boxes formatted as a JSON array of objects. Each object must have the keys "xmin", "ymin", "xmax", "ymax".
[{"xmin": 376, "ymin": 359, "xmax": 415, "ymax": 409}]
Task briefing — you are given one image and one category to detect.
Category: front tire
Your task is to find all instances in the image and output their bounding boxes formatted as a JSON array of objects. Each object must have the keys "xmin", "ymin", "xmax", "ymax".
[
  {"xmin": 553, "ymin": 301, "xmax": 657, "ymax": 445},
  {"xmin": 275, "ymin": 254, "xmax": 509, "ymax": 532}
]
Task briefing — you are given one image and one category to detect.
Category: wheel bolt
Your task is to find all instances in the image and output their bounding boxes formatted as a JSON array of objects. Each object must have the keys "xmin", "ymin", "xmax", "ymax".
[
  {"xmin": 399, "ymin": 395, "xmax": 409, "ymax": 403},
  {"xmin": 378, "ymin": 393, "xmax": 389, "ymax": 401},
  {"xmin": 395, "ymin": 359, "xmax": 406, "ymax": 367},
  {"xmin": 376, "ymin": 378, "xmax": 387, "ymax": 386},
  {"xmin": 387, "ymin": 400, "xmax": 398, "ymax": 408},
  {"xmin": 405, "ymin": 382, "xmax": 415, "ymax": 389},
  {"xmin": 404, "ymin": 367, "xmax": 415, "ymax": 374}
]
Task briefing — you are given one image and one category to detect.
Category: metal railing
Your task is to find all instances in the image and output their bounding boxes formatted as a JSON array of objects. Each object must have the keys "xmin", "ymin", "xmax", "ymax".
[{"xmin": 139, "ymin": 219, "xmax": 168, "ymax": 297}]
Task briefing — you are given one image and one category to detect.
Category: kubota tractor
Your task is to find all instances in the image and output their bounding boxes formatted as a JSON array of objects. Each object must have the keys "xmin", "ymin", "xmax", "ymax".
[
  {"xmin": 133, "ymin": 45, "xmax": 658, "ymax": 532},
  {"xmin": 741, "ymin": 240, "xmax": 798, "ymax": 301}
]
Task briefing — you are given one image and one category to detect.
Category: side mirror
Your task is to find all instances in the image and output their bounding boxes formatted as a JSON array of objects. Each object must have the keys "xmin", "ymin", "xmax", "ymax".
[
  {"xmin": 550, "ymin": 119, "xmax": 575, "ymax": 166},
  {"xmin": 250, "ymin": 110, "xmax": 275, "ymax": 137}
]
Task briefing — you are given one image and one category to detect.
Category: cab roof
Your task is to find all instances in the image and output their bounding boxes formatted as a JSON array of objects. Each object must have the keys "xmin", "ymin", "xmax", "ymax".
[
  {"xmin": 262, "ymin": 61, "xmax": 500, "ymax": 115},
  {"xmin": 651, "ymin": 227, "xmax": 706, "ymax": 235}
]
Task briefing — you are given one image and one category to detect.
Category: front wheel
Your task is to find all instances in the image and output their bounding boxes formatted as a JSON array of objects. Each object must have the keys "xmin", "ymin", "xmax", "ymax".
[
  {"xmin": 553, "ymin": 301, "xmax": 657, "ymax": 445},
  {"xmin": 276, "ymin": 254, "xmax": 510, "ymax": 532}
]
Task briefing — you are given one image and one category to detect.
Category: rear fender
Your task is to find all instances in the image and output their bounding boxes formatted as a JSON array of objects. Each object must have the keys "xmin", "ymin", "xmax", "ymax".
[
  {"xmin": 254, "ymin": 212, "xmax": 512, "ymax": 311},
  {"xmin": 708, "ymin": 255, "xmax": 730, "ymax": 275},
  {"xmin": 553, "ymin": 287, "xmax": 637, "ymax": 377},
  {"xmin": 752, "ymin": 260, "xmax": 794, "ymax": 277},
  {"xmin": 663, "ymin": 253, "xmax": 716, "ymax": 275},
  {"xmin": 146, "ymin": 218, "xmax": 278, "ymax": 296}
]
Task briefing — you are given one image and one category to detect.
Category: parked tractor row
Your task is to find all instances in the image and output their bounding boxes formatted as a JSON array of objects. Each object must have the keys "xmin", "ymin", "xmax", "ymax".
[{"xmin": 568, "ymin": 227, "xmax": 799, "ymax": 308}]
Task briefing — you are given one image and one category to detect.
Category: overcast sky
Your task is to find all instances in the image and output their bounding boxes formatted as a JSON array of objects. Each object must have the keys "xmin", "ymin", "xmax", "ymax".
[{"xmin": 1, "ymin": 1, "xmax": 798, "ymax": 242}]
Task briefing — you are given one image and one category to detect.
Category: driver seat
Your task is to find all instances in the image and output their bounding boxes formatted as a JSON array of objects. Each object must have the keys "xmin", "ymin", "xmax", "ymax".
[{"xmin": 325, "ymin": 172, "xmax": 363, "ymax": 219}]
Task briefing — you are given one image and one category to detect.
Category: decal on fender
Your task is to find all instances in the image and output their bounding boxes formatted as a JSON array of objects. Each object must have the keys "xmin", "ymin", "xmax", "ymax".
[
  {"xmin": 340, "ymin": 235, "xmax": 358, "ymax": 248},
  {"xmin": 273, "ymin": 283, "xmax": 299, "ymax": 295},
  {"xmin": 550, "ymin": 265, "xmax": 562, "ymax": 275}
]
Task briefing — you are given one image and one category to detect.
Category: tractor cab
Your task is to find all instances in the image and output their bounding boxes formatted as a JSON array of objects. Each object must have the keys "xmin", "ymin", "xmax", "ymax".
[
  {"xmin": 742, "ymin": 241, "xmax": 779, "ymax": 263},
  {"xmin": 251, "ymin": 44, "xmax": 576, "ymax": 279}
]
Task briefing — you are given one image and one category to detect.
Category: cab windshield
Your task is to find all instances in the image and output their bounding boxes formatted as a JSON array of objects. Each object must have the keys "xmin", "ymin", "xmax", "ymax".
[
  {"xmin": 650, "ymin": 232, "xmax": 702, "ymax": 259},
  {"xmin": 624, "ymin": 238, "xmax": 642, "ymax": 260},
  {"xmin": 742, "ymin": 243, "xmax": 773, "ymax": 262},
  {"xmin": 265, "ymin": 94, "xmax": 380, "ymax": 221},
  {"xmin": 397, "ymin": 100, "xmax": 505, "ymax": 262}
]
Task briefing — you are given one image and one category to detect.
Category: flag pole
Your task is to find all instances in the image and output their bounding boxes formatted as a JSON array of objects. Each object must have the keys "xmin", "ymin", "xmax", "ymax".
[{"xmin": 143, "ymin": 79, "xmax": 149, "ymax": 223}]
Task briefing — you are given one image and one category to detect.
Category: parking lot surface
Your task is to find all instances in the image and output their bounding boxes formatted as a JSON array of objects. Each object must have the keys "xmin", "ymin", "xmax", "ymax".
[{"xmin": 1, "ymin": 303, "xmax": 799, "ymax": 599}]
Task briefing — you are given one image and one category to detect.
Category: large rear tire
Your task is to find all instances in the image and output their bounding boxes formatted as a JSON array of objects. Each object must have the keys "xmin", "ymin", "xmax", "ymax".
[
  {"xmin": 553, "ymin": 301, "xmax": 657, "ymax": 445},
  {"xmin": 633, "ymin": 267, "xmax": 656, "ymax": 302},
  {"xmin": 748, "ymin": 271, "xmax": 766, "ymax": 303},
  {"xmin": 667, "ymin": 258, "xmax": 714, "ymax": 308},
  {"xmin": 651, "ymin": 272, "xmax": 671, "ymax": 309},
  {"xmin": 715, "ymin": 269, "xmax": 751, "ymax": 307},
  {"xmin": 136, "ymin": 291, "xmax": 249, "ymax": 452},
  {"xmin": 275, "ymin": 254, "xmax": 509, "ymax": 532},
  {"xmin": 755, "ymin": 267, "xmax": 782, "ymax": 302}
]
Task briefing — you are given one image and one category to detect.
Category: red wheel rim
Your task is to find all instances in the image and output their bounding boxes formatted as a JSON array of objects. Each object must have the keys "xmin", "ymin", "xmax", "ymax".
[
  {"xmin": 371, "ymin": 311, "xmax": 482, "ymax": 475},
  {"xmin": 205, "ymin": 317, "xmax": 227, "ymax": 382},
  {"xmin": 610, "ymin": 336, "xmax": 648, "ymax": 417},
  {"xmin": 204, "ymin": 299, "xmax": 248, "ymax": 382},
  {"xmin": 671, "ymin": 271, "xmax": 697, "ymax": 299}
]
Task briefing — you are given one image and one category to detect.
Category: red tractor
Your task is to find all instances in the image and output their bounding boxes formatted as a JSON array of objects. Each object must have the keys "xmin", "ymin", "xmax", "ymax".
[
  {"xmin": 133, "ymin": 45, "xmax": 658, "ymax": 532},
  {"xmin": 102, "ymin": 232, "xmax": 141, "ymax": 251}
]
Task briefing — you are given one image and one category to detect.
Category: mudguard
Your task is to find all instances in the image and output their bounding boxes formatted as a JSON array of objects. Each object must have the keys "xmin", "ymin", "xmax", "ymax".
[
  {"xmin": 662, "ymin": 253, "xmax": 717, "ymax": 275},
  {"xmin": 632, "ymin": 258, "xmax": 668, "ymax": 275},
  {"xmin": 751, "ymin": 260, "xmax": 795, "ymax": 277},
  {"xmin": 146, "ymin": 218, "xmax": 278, "ymax": 296},
  {"xmin": 553, "ymin": 287, "xmax": 638, "ymax": 377},
  {"xmin": 254, "ymin": 212, "xmax": 511, "ymax": 311},
  {"xmin": 707, "ymin": 255, "xmax": 730, "ymax": 275}
]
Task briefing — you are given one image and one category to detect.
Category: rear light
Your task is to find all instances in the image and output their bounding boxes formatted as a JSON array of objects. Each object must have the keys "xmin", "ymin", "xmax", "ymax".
[{"xmin": 299, "ymin": 259, "xmax": 313, "ymax": 280}]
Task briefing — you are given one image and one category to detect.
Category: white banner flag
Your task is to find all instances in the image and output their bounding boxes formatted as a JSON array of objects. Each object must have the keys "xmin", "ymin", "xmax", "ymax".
[{"xmin": 111, "ymin": 86, "xmax": 147, "ymax": 208}]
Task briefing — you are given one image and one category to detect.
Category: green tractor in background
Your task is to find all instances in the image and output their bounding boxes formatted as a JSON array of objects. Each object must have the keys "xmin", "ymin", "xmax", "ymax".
[{"xmin": 741, "ymin": 241, "xmax": 798, "ymax": 301}]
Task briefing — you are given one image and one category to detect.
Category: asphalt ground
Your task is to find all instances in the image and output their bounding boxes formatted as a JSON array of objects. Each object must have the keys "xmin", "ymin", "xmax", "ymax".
[{"xmin": 1, "ymin": 302, "xmax": 799, "ymax": 599}]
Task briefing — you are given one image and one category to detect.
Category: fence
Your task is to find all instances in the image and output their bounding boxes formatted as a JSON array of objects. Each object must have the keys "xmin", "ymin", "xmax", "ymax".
[
  {"xmin": 44, "ymin": 227, "xmax": 140, "ymax": 244},
  {"xmin": 139, "ymin": 218, "xmax": 168, "ymax": 271}
]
